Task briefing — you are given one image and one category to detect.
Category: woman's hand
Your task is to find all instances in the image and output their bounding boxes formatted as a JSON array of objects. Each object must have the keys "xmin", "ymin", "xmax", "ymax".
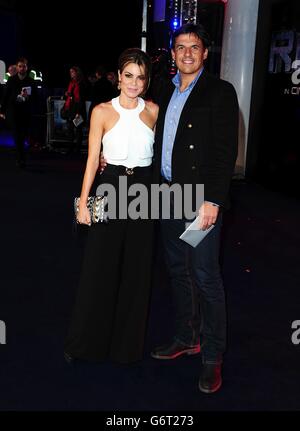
[{"xmin": 77, "ymin": 203, "xmax": 91, "ymax": 226}]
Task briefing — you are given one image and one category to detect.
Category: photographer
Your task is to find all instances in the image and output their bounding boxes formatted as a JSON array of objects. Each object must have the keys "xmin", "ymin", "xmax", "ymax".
[{"xmin": 0, "ymin": 57, "xmax": 36, "ymax": 168}]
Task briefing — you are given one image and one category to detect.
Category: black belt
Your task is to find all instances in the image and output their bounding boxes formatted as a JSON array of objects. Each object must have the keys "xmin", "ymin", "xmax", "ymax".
[{"xmin": 104, "ymin": 163, "xmax": 152, "ymax": 176}]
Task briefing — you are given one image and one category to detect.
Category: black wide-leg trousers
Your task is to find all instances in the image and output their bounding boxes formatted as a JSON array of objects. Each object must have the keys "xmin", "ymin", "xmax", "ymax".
[{"xmin": 65, "ymin": 170, "xmax": 154, "ymax": 363}]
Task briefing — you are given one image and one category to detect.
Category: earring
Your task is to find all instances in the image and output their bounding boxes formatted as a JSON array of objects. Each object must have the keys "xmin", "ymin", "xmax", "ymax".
[{"xmin": 117, "ymin": 81, "xmax": 121, "ymax": 90}]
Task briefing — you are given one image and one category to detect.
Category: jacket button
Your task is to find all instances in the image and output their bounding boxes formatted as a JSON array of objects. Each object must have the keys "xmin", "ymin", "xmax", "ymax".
[
  {"xmin": 188, "ymin": 123, "xmax": 193, "ymax": 129},
  {"xmin": 189, "ymin": 145, "xmax": 194, "ymax": 150}
]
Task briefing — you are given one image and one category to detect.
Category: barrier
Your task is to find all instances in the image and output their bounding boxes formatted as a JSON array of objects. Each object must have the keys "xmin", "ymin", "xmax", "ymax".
[{"xmin": 46, "ymin": 96, "xmax": 91, "ymax": 151}]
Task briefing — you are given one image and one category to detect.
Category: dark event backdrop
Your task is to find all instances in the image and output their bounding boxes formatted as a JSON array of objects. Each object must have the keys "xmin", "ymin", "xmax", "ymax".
[{"xmin": 14, "ymin": 0, "xmax": 144, "ymax": 88}]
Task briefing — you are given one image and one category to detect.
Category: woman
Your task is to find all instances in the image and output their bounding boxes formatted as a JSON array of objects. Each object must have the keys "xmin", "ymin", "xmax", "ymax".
[
  {"xmin": 64, "ymin": 48, "xmax": 159, "ymax": 364},
  {"xmin": 62, "ymin": 66, "xmax": 87, "ymax": 153}
]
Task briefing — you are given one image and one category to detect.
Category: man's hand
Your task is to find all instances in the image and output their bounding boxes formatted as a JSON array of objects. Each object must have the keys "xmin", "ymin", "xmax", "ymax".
[
  {"xmin": 198, "ymin": 202, "xmax": 219, "ymax": 230},
  {"xmin": 0, "ymin": 113, "xmax": 5, "ymax": 120},
  {"xmin": 16, "ymin": 94, "xmax": 25, "ymax": 103},
  {"xmin": 99, "ymin": 152, "xmax": 107, "ymax": 173}
]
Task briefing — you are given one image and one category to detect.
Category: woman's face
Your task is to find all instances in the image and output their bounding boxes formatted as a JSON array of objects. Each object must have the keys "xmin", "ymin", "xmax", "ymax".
[
  {"xmin": 70, "ymin": 68, "xmax": 77, "ymax": 80},
  {"xmin": 118, "ymin": 62, "xmax": 147, "ymax": 98}
]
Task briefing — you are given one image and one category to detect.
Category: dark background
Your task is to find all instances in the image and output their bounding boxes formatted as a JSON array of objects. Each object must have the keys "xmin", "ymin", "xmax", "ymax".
[
  {"xmin": 1, "ymin": 0, "xmax": 300, "ymax": 195},
  {"xmin": 0, "ymin": 0, "xmax": 144, "ymax": 87},
  {"xmin": 247, "ymin": 0, "xmax": 300, "ymax": 196}
]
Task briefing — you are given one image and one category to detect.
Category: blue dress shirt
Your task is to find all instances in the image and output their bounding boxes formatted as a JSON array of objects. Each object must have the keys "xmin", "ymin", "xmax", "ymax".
[{"xmin": 161, "ymin": 68, "xmax": 204, "ymax": 181}]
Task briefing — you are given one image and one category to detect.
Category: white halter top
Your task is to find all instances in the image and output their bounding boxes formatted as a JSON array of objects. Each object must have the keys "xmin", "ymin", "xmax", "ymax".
[{"xmin": 102, "ymin": 97, "xmax": 154, "ymax": 168}]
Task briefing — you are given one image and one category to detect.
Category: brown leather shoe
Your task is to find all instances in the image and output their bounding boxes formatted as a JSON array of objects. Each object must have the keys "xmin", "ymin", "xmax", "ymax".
[
  {"xmin": 198, "ymin": 363, "xmax": 222, "ymax": 393},
  {"xmin": 151, "ymin": 340, "xmax": 200, "ymax": 360}
]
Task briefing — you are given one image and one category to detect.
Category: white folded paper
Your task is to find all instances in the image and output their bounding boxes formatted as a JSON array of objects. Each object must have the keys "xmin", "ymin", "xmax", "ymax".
[
  {"xmin": 73, "ymin": 115, "xmax": 84, "ymax": 127},
  {"xmin": 179, "ymin": 216, "xmax": 215, "ymax": 248},
  {"xmin": 22, "ymin": 86, "xmax": 32, "ymax": 96}
]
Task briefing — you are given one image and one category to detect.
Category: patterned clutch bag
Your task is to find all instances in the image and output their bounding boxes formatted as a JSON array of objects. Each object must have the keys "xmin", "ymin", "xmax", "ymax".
[{"xmin": 74, "ymin": 195, "xmax": 108, "ymax": 224}]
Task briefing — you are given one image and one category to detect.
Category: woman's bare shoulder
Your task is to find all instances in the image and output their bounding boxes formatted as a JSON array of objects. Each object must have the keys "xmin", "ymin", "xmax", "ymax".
[{"xmin": 93, "ymin": 101, "xmax": 113, "ymax": 115}]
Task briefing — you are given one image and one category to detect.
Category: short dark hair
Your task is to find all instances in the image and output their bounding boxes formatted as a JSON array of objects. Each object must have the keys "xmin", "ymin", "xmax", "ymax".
[
  {"xmin": 95, "ymin": 65, "xmax": 106, "ymax": 77},
  {"xmin": 171, "ymin": 24, "xmax": 211, "ymax": 49},
  {"xmin": 16, "ymin": 57, "xmax": 28, "ymax": 65},
  {"xmin": 118, "ymin": 48, "xmax": 152, "ymax": 96}
]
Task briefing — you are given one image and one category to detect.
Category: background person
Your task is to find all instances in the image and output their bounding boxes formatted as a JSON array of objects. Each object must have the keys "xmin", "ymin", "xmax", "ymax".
[
  {"xmin": 0, "ymin": 57, "xmax": 36, "ymax": 168},
  {"xmin": 62, "ymin": 66, "xmax": 87, "ymax": 153}
]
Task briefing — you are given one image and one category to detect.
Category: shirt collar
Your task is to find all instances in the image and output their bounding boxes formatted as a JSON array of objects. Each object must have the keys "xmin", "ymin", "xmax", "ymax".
[{"xmin": 172, "ymin": 67, "xmax": 204, "ymax": 92}]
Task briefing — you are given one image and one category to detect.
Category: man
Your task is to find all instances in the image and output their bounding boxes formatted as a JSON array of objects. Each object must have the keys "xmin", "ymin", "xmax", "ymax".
[
  {"xmin": 88, "ymin": 65, "xmax": 116, "ymax": 119},
  {"xmin": 0, "ymin": 58, "xmax": 35, "ymax": 168},
  {"xmin": 151, "ymin": 24, "xmax": 239, "ymax": 394}
]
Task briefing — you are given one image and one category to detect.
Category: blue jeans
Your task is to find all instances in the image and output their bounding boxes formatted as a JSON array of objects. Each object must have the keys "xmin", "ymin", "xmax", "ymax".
[{"xmin": 160, "ymin": 212, "xmax": 226, "ymax": 364}]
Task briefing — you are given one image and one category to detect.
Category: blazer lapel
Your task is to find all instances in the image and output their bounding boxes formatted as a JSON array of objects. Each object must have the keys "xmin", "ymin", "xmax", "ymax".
[
  {"xmin": 174, "ymin": 70, "xmax": 209, "ymax": 144},
  {"xmin": 155, "ymin": 81, "xmax": 174, "ymax": 157},
  {"xmin": 159, "ymin": 81, "xmax": 174, "ymax": 122}
]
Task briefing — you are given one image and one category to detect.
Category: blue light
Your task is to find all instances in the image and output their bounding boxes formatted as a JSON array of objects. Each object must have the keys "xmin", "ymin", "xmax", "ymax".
[
  {"xmin": 0, "ymin": 131, "xmax": 14, "ymax": 148},
  {"xmin": 0, "ymin": 131, "xmax": 29, "ymax": 148},
  {"xmin": 172, "ymin": 19, "xmax": 178, "ymax": 29}
]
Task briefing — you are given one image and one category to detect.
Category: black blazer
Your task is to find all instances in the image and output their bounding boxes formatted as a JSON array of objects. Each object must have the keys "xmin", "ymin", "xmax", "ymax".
[
  {"xmin": 154, "ymin": 70, "xmax": 239, "ymax": 209},
  {"xmin": 0, "ymin": 74, "xmax": 36, "ymax": 127}
]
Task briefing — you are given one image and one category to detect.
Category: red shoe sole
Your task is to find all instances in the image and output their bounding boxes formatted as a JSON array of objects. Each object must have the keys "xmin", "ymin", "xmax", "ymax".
[{"xmin": 151, "ymin": 344, "xmax": 201, "ymax": 360}]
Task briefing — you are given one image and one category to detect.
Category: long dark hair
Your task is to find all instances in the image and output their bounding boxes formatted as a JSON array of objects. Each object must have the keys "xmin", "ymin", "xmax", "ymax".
[{"xmin": 70, "ymin": 66, "xmax": 84, "ymax": 83}]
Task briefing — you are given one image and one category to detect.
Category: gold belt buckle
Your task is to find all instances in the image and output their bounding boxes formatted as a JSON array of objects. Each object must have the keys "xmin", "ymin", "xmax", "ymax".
[{"xmin": 125, "ymin": 168, "xmax": 134, "ymax": 176}]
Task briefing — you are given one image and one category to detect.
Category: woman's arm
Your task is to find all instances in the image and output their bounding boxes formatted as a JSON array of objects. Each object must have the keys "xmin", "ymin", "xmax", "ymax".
[{"xmin": 77, "ymin": 105, "xmax": 105, "ymax": 224}]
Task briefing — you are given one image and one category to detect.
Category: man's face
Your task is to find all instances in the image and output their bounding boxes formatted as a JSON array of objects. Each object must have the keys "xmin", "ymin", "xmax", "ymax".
[
  {"xmin": 172, "ymin": 33, "xmax": 208, "ymax": 78},
  {"xmin": 16, "ymin": 62, "xmax": 28, "ymax": 77},
  {"xmin": 8, "ymin": 65, "xmax": 17, "ymax": 76}
]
